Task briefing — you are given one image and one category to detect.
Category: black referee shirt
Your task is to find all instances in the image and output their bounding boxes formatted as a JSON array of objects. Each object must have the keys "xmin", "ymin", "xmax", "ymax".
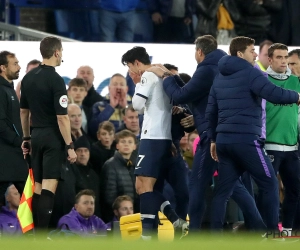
[{"xmin": 20, "ymin": 64, "xmax": 68, "ymax": 128}]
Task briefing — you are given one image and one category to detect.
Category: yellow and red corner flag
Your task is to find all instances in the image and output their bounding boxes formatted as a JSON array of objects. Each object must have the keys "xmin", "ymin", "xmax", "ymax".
[{"xmin": 17, "ymin": 168, "xmax": 35, "ymax": 233}]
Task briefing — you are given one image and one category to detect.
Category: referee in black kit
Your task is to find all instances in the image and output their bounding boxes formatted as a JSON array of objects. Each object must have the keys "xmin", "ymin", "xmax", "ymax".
[{"xmin": 20, "ymin": 36, "xmax": 77, "ymax": 232}]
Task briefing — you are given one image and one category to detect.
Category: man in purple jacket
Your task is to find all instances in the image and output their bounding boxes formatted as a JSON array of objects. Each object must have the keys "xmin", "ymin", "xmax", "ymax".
[
  {"xmin": 0, "ymin": 184, "xmax": 22, "ymax": 235},
  {"xmin": 57, "ymin": 189, "xmax": 108, "ymax": 236}
]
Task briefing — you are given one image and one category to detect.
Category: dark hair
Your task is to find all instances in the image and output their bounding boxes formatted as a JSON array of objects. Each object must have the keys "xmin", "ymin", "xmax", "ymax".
[
  {"xmin": 179, "ymin": 73, "xmax": 191, "ymax": 84},
  {"xmin": 268, "ymin": 43, "xmax": 288, "ymax": 58},
  {"xmin": 75, "ymin": 189, "xmax": 95, "ymax": 204},
  {"xmin": 115, "ymin": 129, "xmax": 136, "ymax": 144},
  {"xmin": 0, "ymin": 51, "xmax": 15, "ymax": 73},
  {"xmin": 68, "ymin": 78, "xmax": 88, "ymax": 90},
  {"xmin": 123, "ymin": 104, "xmax": 136, "ymax": 115},
  {"xmin": 163, "ymin": 63, "xmax": 178, "ymax": 72},
  {"xmin": 97, "ymin": 121, "xmax": 115, "ymax": 134},
  {"xmin": 194, "ymin": 35, "xmax": 217, "ymax": 56},
  {"xmin": 121, "ymin": 46, "xmax": 151, "ymax": 66},
  {"xmin": 288, "ymin": 49, "xmax": 300, "ymax": 59},
  {"xmin": 26, "ymin": 59, "xmax": 41, "ymax": 71},
  {"xmin": 259, "ymin": 40, "xmax": 273, "ymax": 53},
  {"xmin": 229, "ymin": 36, "xmax": 255, "ymax": 56},
  {"xmin": 112, "ymin": 195, "xmax": 133, "ymax": 210},
  {"xmin": 40, "ymin": 36, "xmax": 62, "ymax": 59}
]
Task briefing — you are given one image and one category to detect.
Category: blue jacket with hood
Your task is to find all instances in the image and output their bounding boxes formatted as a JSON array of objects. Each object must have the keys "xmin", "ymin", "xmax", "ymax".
[{"xmin": 205, "ymin": 55, "xmax": 299, "ymax": 143}]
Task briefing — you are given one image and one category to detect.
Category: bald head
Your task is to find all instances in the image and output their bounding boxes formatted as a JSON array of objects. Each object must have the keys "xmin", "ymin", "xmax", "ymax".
[
  {"xmin": 68, "ymin": 104, "xmax": 82, "ymax": 130},
  {"xmin": 76, "ymin": 65, "xmax": 94, "ymax": 90}
]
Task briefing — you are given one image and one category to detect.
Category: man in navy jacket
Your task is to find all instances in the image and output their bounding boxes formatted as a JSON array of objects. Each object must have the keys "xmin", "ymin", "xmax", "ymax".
[
  {"xmin": 206, "ymin": 36, "xmax": 300, "ymax": 231},
  {"xmin": 148, "ymin": 35, "xmax": 266, "ymax": 231}
]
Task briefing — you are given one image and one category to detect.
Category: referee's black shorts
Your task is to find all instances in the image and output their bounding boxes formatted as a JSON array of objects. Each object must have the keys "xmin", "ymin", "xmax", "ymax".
[{"xmin": 31, "ymin": 127, "xmax": 66, "ymax": 183}]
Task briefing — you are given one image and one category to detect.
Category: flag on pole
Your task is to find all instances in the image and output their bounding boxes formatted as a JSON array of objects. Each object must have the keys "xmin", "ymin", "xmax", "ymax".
[{"xmin": 17, "ymin": 168, "xmax": 35, "ymax": 233}]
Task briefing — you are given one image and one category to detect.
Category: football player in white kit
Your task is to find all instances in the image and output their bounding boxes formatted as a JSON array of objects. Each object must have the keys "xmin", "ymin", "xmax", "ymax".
[{"xmin": 121, "ymin": 47, "xmax": 188, "ymax": 239}]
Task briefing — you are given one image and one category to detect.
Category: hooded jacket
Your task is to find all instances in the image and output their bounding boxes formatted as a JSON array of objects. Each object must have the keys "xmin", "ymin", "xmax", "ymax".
[
  {"xmin": 0, "ymin": 75, "xmax": 27, "ymax": 181},
  {"xmin": 205, "ymin": 55, "xmax": 299, "ymax": 143},
  {"xmin": 0, "ymin": 207, "xmax": 22, "ymax": 235}
]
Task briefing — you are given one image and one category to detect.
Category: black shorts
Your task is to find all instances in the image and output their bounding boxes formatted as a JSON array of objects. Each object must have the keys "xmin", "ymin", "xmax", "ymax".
[
  {"xmin": 31, "ymin": 127, "xmax": 66, "ymax": 183},
  {"xmin": 134, "ymin": 139, "xmax": 172, "ymax": 179}
]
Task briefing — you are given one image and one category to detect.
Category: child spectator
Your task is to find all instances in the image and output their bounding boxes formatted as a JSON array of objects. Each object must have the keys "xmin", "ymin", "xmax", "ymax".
[
  {"xmin": 100, "ymin": 130, "xmax": 138, "ymax": 222},
  {"xmin": 90, "ymin": 121, "xmax": 116, "ymax": 178}
]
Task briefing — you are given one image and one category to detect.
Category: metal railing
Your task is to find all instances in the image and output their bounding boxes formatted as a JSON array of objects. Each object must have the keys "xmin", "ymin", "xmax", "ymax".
[{"xmin": 0, "ymin": 22, "xmax": 79, "ymax": 42}]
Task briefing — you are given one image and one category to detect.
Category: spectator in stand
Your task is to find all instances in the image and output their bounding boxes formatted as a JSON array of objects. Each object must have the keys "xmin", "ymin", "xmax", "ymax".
[
  {"xmin": 0, "ymin": 184, "xmax": 22, "ymax": 235},
  {"xmin": 194, "ymin": 0, "xmax": 240, "ymax": 40},
  {"xmin": 269, "ymin": 0, "xmax": 300, "ymax": 46},
  {"xmin": 117, "ymin": 105, "xmax": 140, "ymax": 164},
  {"xmin": 234, "ymin": 0, "xmax": 282, "ymax": 44},
  {"xmin": 113, "ymin": 195, "xmax": 134, "ymax": 220},
  {"xmin": 90, "ymin": 73, "xmax": 131, "ymax": 138},
  {"xmin": 67, "ymin": 78, "xmax": 92, "ymax": 134},
  {"xmin": 68, "ymin": 104, "xmax": 93, "ymax": 144},
  {"xmin": 183, "ymin": 130, "xmax": 198, "ymax": 169},
  {"xmin": 57, "ymin": 189, "xmax": 107, "ymax": 236},
  {"xmin": 98, "ymin": 0, "xmax": 139, "ymax": 42},
  {"xmin": 15, "ymin": 59, "xmax": 40, "ymax": 100},
  {"xmin": 76, "ymin": 66, "xmax": 104, "ymax": 108},
  {"xmin": 100, "ymin": 130, "xmax": 138, "ymax": 222},
  {"xmin": 117, "ymin": 105, "xmax": 140, "ymax": 140},
  {"xmin": 90, "ymin": 121, "xmax": 116, "ymax": 178},
  {"xmin": 256, "ymin": 40, "xmax": 273, "ymax": 71},
  {"xmin": 147, "ymin": 0, "xmax": 193, "ymax": 43},
  {"xmin": 72, "ymin": 136, "xmax": 101, "ymax": 217}
]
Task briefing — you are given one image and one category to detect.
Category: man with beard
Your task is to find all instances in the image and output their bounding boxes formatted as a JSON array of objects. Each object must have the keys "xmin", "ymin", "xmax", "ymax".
[
  {"xmin": 89, "ymin": 73, "xmax": 131, "ymax": 139},
  {"xmin": 0, "ymin": 51, "xmax": 27, "ymax": 208},
  {"xmin": 20, "ymin": 36, "xmax": 77, "ymax": 233},
  {"xmin": 57, "ymin": 189, "xmax": 107, "ymax": 236}
]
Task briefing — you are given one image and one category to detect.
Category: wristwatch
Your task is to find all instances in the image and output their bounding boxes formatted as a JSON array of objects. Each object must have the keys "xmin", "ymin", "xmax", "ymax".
[{"xmin": 65, "ymin": 142, "xmax": 74, "ymax": 150}]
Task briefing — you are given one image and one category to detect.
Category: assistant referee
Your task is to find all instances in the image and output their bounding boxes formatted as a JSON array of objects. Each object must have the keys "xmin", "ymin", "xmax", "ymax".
[{"xmin": 20, "ymin": 36, "xmax": 77, "ymax": 232}]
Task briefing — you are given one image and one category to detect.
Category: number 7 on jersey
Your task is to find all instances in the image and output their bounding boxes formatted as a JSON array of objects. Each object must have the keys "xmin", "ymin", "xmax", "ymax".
[{"xmin": 137, "ymin": 155, "xmax": 145, "ymax": 167}]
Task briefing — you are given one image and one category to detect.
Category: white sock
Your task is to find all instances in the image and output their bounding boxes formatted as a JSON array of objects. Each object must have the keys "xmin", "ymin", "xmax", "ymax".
[
  {"xmin": 173, "ymin": 219, "xmax": 180, "ymax": 228},
  {"xmin": 141, "ymin": 235, "xmax": 152, "ymax": 240},
  {"xmin": 282, "ymin": 227, "xmax": 292, "ymax": 237}
]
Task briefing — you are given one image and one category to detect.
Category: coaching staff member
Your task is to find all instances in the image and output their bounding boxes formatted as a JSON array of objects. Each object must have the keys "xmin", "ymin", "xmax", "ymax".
[
  {"xmin": 20, "ymin": 36, "xmax": 77, "ymax": 231},
  {"xmin": 0, "ymin": 51, "xmax": 27, "ymax": 207},
  {"xmin": 206, "ymin": 36, "xmax": 300, "ymax": 231}
]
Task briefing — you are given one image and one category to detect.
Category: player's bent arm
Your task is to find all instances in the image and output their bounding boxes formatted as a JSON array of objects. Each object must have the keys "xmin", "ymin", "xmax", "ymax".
[
  {"xmin": 132, "ymin": 94, "xmax": 146, "ymax": 112},
  {"xmin": 20, "ymin": 108, "xmax": 30, "ymax": 137},
  {"xmin": 57, "ymin": 114, "xmax": 73, "ymax": 145}
]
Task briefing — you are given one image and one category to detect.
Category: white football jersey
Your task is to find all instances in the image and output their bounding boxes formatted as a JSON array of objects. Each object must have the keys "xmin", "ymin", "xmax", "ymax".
[{"xmin": 134, "ymin": 71, "xmax": 172, "ymax": 140}]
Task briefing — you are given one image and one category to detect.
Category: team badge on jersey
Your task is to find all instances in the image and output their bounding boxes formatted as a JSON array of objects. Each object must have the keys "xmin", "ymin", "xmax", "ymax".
[
  {"xmin": 59, "ymin": 95, "xmax": 68, "ymax": 108},
  {"xmin": 141, "ymin": 77, "xmax": 147, "ymax": 85}
]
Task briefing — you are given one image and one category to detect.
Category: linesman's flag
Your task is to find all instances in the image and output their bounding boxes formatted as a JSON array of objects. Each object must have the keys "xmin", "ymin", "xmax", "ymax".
[{"xmin": 17, "ymin": 168, "xmax": 35, "ymax": 233}]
